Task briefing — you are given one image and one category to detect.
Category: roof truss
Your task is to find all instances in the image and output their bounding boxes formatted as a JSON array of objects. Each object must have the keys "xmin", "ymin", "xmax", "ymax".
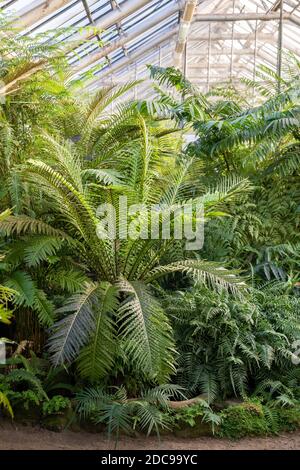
[{"xmin": 2, "ymin": 0, "xmax": 300, "ymax": 95}]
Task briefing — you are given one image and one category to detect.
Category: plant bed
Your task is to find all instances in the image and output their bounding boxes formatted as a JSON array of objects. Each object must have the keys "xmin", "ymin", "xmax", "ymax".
[
  {"xmin": 41, "ymin": 408, "xmax": 74, "ymax": 433},
  {"xmin": 2, "ymin": 399, "xmax": 300, "ymax": 440}
]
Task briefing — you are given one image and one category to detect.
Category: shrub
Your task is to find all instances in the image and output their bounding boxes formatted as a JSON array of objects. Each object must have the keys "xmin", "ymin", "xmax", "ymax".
[
  {"xmin": 42, "ymin": 395, "xmax": 71, "ymax": 416},
  {"xmin": 216, "ymin": 401, "xmax": 273, "ymax": 439}
]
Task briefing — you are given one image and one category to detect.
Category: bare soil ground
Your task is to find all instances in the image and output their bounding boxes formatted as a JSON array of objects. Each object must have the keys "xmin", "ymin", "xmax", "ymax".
[{"xmin": 0, "ymin": 422, "xmax": 300, "ymax": 450}]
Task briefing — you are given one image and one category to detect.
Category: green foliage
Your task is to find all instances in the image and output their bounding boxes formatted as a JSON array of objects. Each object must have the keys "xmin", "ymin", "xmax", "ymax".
[
  {"xmin": 0, "ymin": 284, "xmax": 14, "ymax": 324},
  {"xmin": 0, "ymin": 18, "xmax": 300, "ymax": 440},
  {"xmin": 0, "ymin": 102, "xmax": 246, "ymax": 384},
  {"xmin": 76, "ymin": 384, "xmax": 183, "ymax": 439},
  {"xmin": 4, "ymin": 271, "xmax": 35, "ymax": 307},
  {"xmin": 0, "ymin": 351, "xmax": 75, "ymax": 420},
  {"xmin": 217, "ymin": 401, "xmax": 274, "ymax": 439},
  {"xmin": 42, "ymin": 395, "xmax": 71, "ymax": 416},
  {"xmin": 149, "ymin": 65, "xmax": 300, "ymax": 285},
  {"xmin": 166, "ymin": 284, "xmax": 300, "ymax": 401},
  {"xmin": 276, "ymin": 404, "xmax": 300, "ymax": 431},
  {"xmin": 0, "ymin": 391, "xmax": 13, "ymax": 418},
  {"xmin": 217, "ymin": 400, "xmax": 300, "ymax": 439},
  {"xmin": 174, "ymin": 401, "xmax": 221, "ymax": 433},
  {"xmin": 8, "ymin": 389, "xmax": 44, "ymax": 411}
]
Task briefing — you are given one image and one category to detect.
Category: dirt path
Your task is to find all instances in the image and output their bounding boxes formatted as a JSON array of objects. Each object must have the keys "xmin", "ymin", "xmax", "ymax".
[{"xmin": 0, "ymin": 422, "xmax": 300, "ymax": 450}]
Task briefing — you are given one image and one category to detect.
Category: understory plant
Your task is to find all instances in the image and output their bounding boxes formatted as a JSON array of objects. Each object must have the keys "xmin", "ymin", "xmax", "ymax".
[
  {"xmin": 76, "ymin": 384, "xmax": 185, "ymax": 440},
  {"xmin": 216, "ymin": 399, "xmax": 300, "ymax": 438},
  {"xmin": 165, "ymin": 283, "xmax": 300, "ymax": 402}
]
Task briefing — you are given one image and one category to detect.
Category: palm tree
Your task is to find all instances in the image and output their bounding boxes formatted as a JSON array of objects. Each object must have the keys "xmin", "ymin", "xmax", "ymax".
[
  {"xmin": 0, "ymin": 17, "xmax": 142, "ymax": 340},
  {"xmin": 0, "ymin": 111, "xmax": 248, "ymax": 384},
  {"xmin": 0, "ymin": 26, "xmax": 248, "ymax": 385}
]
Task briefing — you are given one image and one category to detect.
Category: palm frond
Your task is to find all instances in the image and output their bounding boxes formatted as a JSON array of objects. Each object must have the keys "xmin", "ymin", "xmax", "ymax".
[
  {"xmin": 78, "ymin": 282, "xmax": 119, "ymax": 381},
  {"xmin": 47, "ymin": 281, "xmax": 100, "ymax": 366},
  {"xmin": 145, "ymin": 259, "xmax": 246, "ymax": 295},
  {"xmin": 118, "ymin": 279, "xmax": 175, "ymax": 383}
]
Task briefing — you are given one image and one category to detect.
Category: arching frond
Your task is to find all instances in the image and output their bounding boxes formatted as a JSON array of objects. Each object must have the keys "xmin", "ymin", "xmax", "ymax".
[
  {"xmin": 48, "ymin": 282, "xmax": 100, "ymax": 366},
  {"xmin": 78, "ymin": 283, "xmax": 119, "ymax": 381},
  {"xmin": 118, "ymin": 280, "xmax": 175, "ymax": 383},
  {"xmin": 145, "ymin": 259, "xmax": 246, "ymax": 295}
]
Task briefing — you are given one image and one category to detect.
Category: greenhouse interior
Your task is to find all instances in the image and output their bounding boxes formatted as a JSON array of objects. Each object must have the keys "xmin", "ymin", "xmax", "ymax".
[{"xmin": 1, "ymin": 0, "xmax": 300, "ymax": 454}]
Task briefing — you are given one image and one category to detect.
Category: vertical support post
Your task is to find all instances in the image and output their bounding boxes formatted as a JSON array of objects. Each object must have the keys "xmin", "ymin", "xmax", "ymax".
[
  {"xmin": 252, "ymin": 8, "xmax": 258, "ymax": 103},
  {"xmin": 183, "ymin": 40, "xmax": 188, "ymax": 77},
  {"xmin": 230, "ymin": 0, "xmax": 236, "ymax": 82},
  {"xmin": 277, "ymin": 0, "xmax": 284, "ymax": 92},
  {"xmin": 207, "ymin": 23, "xmax": 211, "ymax": 92}
]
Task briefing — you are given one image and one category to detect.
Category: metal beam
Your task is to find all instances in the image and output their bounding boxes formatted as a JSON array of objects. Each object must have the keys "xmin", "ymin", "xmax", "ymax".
[
  {"xmin": 252, "ymin": 8, "xmax": 258, "ymax": 103},
  {"xmin": 74, "ymin": 2, "xmax": 183, "ymax": 73},
  {"xmin": 193, "ymin": 10, "xmax": 300, "ymax": 27},
  {"xmin": 188, "ymin": 32, "xmax": 275, "ymax": 41},
  {"xmin": 229, "ymin": 0, "xmax": 235, "ymax": 82},
  {"xmin": 86, "ymin": 25, "xmax": 178, "ymax": 90},
  {"xmin": 81, "ymin": 0, "xmax": 102, "ymax": 45},
  {"xmin": 230, "ymin": 0, "xmax": 281, "ymax": 57},
  {"xmin": 90, "ymin": 73, "xmax": 258, "ymax": 87},
  {"xmin": 277, "ymin": 0, "xmax": 284, "ymax": 92},
  {"xmin": 229, "ymin": 0, "xmax": 281, "ymax": 73},
  {"xmin": 187, "ymin": 64, "xmax": 251, "ymax": 69},
  {"xmin": 193, "ymin": 12, "xmax": 291, "ymax": 22},
  {"xmin": 206, "ymin": 23, "xmax": 211, "ymax": 91},
  {"xmin": 14, "ymin": 0, "xmax": 72, "ymax": 30},
  {"xmin": 186, "ymin": 47, "xmax": 255, "ymax": 56},
  {"xmin": 70, "ymin": 0, "xmax": 157, "ymax": 44},
  {"xmin": 90, "ymin": 59, "xmax": 255, "ymax": 91},
  {"xmin": 289, "ymin": 13, "xmax": 300, "ymax": 26}
]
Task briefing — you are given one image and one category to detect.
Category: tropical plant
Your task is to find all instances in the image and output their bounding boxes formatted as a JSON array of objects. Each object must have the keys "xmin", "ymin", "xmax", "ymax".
[
  {"xmin": 0, "ymin": 116, "xmax": 248, "ymax": 385},
  {"xmin": 165, "ymin": 282, "xmax": 300, "ymax": 402},
  {"xmin": 1, "ymin": 13, "xmax": 300, "ymax": 440},
  {"xmin": 0, "ymin": 391, "xmax": 13, "ymax": 418},
  {"xmin": 0, "ymin": 16, "xmax": 144, "ymax": 351},
  {"xmin": 76, "ymin": 384, "xmax": 184, "ymax": 440},
  {"xmin": 148, "ymin": 64, "xmax": 300, "ymax": 284},
  {"xmin": 42, "ymin": 395, "xmax": 71, "ymax": 416},
  {"xmin": 0, "ymin": 210, "xmax": 16, "ymax": 324}
]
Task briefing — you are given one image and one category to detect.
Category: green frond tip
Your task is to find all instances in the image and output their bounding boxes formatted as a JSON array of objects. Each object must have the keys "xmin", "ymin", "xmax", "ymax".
[
  {"xmin": 0, "ymin": 214, "xmax": 72, "ymax": 241},
  {"xmin": 33, "ymin": 289, "xmax": 56, "ymax": 327},
  {"xmin": 144, "ymin": 259, "xmax": 247, "ymax": 295},
  {"xmin": 47, "ymin": 268, "xmax": 90, "ymax": 293},
  {"xmin": 4, "ymin": 271, "xmax": 36, "ymax": 307},
  {"xmin": 0, "ymin": 284, "xmax": 16, "ymax": 303},
  {"xmin": 0, "ymin": 392, "xmax": 14, "ymax": 418},
  {"xmin": 75, "ymin": 384, "xmax": 182, "ymax": 438},
  {"xmin": 0, "ymin": 209, "xmax": 12, "ymax": 222},
  {"xmin": 24, "ymin": 236, "xmax": 64, "ymax": 267},
  {"xmin": 0, "ymin": 304, "xmax": 13, "ymax": 324}
]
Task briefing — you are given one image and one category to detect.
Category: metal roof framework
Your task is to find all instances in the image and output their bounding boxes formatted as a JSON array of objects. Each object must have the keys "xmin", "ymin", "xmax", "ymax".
[{"xmin": 1, "ymin": 0, "xmax": 300, "ymax": 99}]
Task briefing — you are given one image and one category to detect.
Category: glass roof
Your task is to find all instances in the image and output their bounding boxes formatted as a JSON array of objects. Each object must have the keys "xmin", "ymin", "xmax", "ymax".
[{"xmin": 1, "ymin": 0, "xmax": 300, "ymax": 95}]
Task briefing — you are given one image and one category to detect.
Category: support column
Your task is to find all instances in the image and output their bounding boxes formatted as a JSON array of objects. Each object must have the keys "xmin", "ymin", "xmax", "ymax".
[
  {"xmin": 207, "ymin": 24, "xmax": 211, "ymax": 92},
  {"xmin": 277, "ymin": 0, "xmax": 284, "ymax": 92},
  {"xmin": 252, "ymin": 8, "xmax": 258, "ymax": 103},
  {"xmin": 230, "ymin": 0, "xmax": 236, "ymax": 82}
]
